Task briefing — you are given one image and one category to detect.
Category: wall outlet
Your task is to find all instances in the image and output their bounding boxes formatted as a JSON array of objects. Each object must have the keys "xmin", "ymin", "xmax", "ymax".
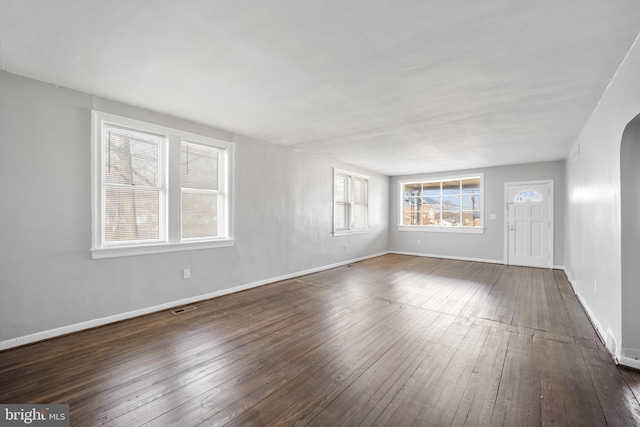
[
  {"xmin": 183, "ymin": 268, "xmax": 191, "ymax": 279},
  {"xmin": 344, "ymin": 244, "xmax": 348, "ymax": 252},
  {"xmin": 594, "ymin": 279, "xmax": 597, "ymax": 292},
  {"xmin": 417, "ymin": 239, "xmax": 421, "ymax": 245}
]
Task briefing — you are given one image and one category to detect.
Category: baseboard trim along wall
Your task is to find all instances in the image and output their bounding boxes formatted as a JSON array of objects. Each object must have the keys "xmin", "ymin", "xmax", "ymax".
[
  {"xmin": 0, "ymin": 251, "xmax": 390, "ymax": 351},
  {"xmin": 565, "ymin": 271, "xmax": 606, "ymax": 340},
  {"xmin": 390, "ymin": 251, "xmax": 504, "ymax": 265},
  {"xmin": 620, "ymin": 357, "xmax": 640, "ymax": 370},
  {"xmin": 562, "ymin": 268, "xmax": 632, "ymax": 367}
]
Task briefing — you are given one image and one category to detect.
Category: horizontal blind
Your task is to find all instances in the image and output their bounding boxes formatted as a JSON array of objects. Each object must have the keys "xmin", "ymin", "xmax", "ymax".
[
  {"xmin": 353, "ymin": 177, "xmax": 367, "ymax": 229},
  {"xmin": 181, "ymin": 142, "xmax": 219, "ymax": 239},
  {"xmin": 103, "ymin": 125, "xmax": 163, "ymax": 242},
  {"xmin": 334, "ymin": 174, "xmax": 349, "ymax": 230}
]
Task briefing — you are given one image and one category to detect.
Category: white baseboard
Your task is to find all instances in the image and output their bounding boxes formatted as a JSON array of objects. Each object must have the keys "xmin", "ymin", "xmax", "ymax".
[
  {"xmin": 574, "ymin": 286, "xmax": 606, "ymax": 342},
  {"xmin": 0, "ymin": 251, "xmax": 389, "ymax": 351},
  {"xmin": 620, "ymin": 357, "xmax": 640, "ymax": 371},
  {"xmin": 623, "ymin": 348, "xmax": 640, "ymax": 359},
  {"xmin": 562, "ymin": 269, "xmax": 621, "ymax": 362},
  {"xmin": 390, "ymin": 251, "xmax": 504, "ymax": 265}
]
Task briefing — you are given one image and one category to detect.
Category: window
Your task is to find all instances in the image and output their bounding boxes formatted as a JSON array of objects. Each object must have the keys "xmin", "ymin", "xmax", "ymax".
[
  {"xmin": 333, "ymin": 169, "xmax": 368, "ymax": 235},
  {"xmin": 399, "ymin": 175, "xmax": 483, "ymax": 233},
  {"xmin": 91, "ymin": 111, "xmax": 234, "ymax": 258},
  {"xmin": 515, "ymin": 190, "xmax": 542, "ymax": 203},
  {"xmin": 181, "ymin": 143, "xmax": 220, "ymax": 239}
]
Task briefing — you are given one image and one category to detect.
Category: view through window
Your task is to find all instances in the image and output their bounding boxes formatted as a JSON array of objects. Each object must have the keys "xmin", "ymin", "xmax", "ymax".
[{"xmin": 401, "ymin": 176, "xmax": 482, "ymax": 228}]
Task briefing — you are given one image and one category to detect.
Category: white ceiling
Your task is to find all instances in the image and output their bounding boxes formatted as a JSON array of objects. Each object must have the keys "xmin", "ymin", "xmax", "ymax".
[{"xmin": 1, "ymin": 1, "xmax": 639, "ymax": 175}]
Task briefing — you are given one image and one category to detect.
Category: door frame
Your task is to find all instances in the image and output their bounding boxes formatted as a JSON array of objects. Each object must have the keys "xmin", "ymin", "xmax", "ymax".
[{"xmin": 503, "ymin": 179, "xmax": 554, "ymax": 267}]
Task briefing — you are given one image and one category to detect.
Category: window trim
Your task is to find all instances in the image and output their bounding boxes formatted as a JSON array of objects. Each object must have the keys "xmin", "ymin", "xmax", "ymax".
[
  {"xmin": 397, "ymin": 173, "xmax": 485, "ymax": 234},
  {"xmin": 91, "ymin": 111, "xmax": 234, "ymax": 259},
  {"xmin": 333, "ymin": 168, "xmax": 369, "ymax": 236}
]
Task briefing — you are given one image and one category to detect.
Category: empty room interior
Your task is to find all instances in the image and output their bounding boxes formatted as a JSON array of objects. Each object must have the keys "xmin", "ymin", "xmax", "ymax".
[{"xmin": 2, "ymin": 1, "xmax": 640, "ymax": 426}]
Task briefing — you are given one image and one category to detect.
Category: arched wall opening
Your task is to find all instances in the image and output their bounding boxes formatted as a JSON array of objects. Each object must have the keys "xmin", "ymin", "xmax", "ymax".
[{"xmin": 620, "ymin": 112, "xmax": 640, "ymax": 360}]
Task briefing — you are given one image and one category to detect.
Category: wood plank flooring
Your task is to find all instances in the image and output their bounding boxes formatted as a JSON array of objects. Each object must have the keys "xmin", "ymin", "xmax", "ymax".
[{"xmin": 1, "ymin": 254, "xmax": 639, "ymax": 426}]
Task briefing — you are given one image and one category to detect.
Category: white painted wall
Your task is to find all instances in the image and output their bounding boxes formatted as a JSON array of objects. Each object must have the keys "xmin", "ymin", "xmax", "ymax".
[
  {"xmin": 0, "ymin": 71, "xmax": 389, "ymax": 346},
  {"xmin": 621, "ymin": 114, "xmax": 640, "ymax": 360},
  {"xmin": 564, "ymin": 35, "xmax": 640, "ymax": 365},
  {"xmin": 389, "ymin": 161, "xmax": 565, "ymax": 265}
]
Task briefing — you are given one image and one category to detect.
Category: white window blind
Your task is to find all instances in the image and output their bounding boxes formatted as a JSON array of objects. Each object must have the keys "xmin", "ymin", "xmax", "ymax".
[
  {"xmin": 333, "ymin": 169, "xmax": 369, "ymax": 235},
  {"xmin": 352, "ymin": 177, "xmax": 368, "ymax": 230},
  {"xmin": 181, "ymin": 142, "xmax": 219, "ymax": 239},
  {"xmin": 91, "ymin": 111, "xmax": 235, "ymax": 258},
  {"xmin": 334, "ymin": 173, "xmax": 349, "ymax": 231},
  {"xmin": 103, "ymin": 125, "xmax": 164, "ymax": 242}
]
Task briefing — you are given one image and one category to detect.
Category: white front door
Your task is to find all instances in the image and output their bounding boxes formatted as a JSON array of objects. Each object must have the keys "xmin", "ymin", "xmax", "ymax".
[{"xmin": 505, "ymin": 181, "xmax": 552, "ymax": 268}]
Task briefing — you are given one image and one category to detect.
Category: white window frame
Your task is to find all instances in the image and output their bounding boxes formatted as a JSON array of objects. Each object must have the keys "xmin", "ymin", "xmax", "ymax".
[
  {"xmin": 397, "ymin": 173, "xmax": 484, "ymax": 234},
  {"xmin": 333, "ymin": 168, "xmax": 369, "ymax": 236},
  {"xmin": 91, "ymin": 111, "xmax": 234, "ymax": 259}
]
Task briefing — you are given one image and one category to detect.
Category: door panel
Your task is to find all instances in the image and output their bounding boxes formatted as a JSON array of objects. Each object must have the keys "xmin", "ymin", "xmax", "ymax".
[{"xmin": 507, "ymin": 183, "xmax": 551, "ymax": 268}]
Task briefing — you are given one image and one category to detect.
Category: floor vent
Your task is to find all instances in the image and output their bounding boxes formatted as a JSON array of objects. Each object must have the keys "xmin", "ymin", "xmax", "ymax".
[{"xmin": 172, "ymin": 305, "xmax": 197, "ymax": 315}]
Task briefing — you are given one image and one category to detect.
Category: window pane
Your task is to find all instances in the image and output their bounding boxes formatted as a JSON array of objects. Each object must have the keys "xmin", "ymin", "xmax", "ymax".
[
  {"xmin": 406, "ymin": 210, "xmax": 423, "ymax": 225},
  {"xmin": 400, "ymin": 176, "xmax": 482, "ymax": 228},
  {"xmin": 462, "ymin": 177, "xmax": 480, "ymax": 194},
  {"xmin": 462, "ymin": 194, "xmax": 481, "ymax": 210},
  {"xmin": 422, "ymin": 181, "xmax": 440, "ymax": 197},
  {"xmin": 462, "ymin": 211, "xmax": 481, "ymax": 226},
  {"xmin": 442, "ymin": 196, "xmax": 460, "ymax": 210},
  {"xmin": 422, "ymin": 194, "xmax": 440, "ymax": 209},
  {"xmin": 353, "ymin": 178, "xmax": 366, "ymax": 204},
  {"xmin": 422, "ymin": 206, "xmax": 439, "ymax": 226},
  {"xmin": 335, "ymin": 202, "xmax": 348, "ymax": 229},
  {"xmin": 403, "ymin": 183, "xmax": 423, "ymax": 226},
  {"xmin": 353, "ymin": 203, "xmax": 367, "ymax": 229},
  {"xmin": 182, "ymin": 191, "xmax": 218, "ymax": 238},
  {"xmin": 402, "ymin": 204, "xmax": 413, "ymax": 225},
  {"xmin": 442, "ymin": 180, "xmax": 460, "ymax": 195},
  {"xmin": 104, "ymin": 126, "xmax": 160, "ymax": 187},
  {"xmin": 441, "ymin": 211, "xmax": 460, "ymax": 226},
  {"xmin": 403, "ymin": 182, "xmax": 422, "ymax": 198},
  {"xmin": 421, "ymin": 196, "xmax": 438, "ymax": 207},
  {"xmin": 335, "ymin": 175, "xmax": 348, "ymax": 203},
  {"xmin": 404, "ymin": 197, "xmax": 422, "ymax": 211},
  {"xmin": 105, "ymin": 187, "xmax": 159, "ymax": 241},
  {"xmin": 181, "ymin": 143, "xmax": 218, "ymax": 190},
  {"xmin": 515, "ymin": 190, "xmax": 542, "ymax": 202},
  {"xmin": 403, "ymin": 196, "xmax": 415, "ymax": 209},
  {"xmin": 334, "ymin": 171, "xmax": 368, "ymax": 232}
]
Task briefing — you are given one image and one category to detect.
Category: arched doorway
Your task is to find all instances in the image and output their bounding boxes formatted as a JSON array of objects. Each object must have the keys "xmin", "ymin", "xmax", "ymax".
[{"xmin": 620, "ymin": 112, "xmax": 640, "ymax": 363}]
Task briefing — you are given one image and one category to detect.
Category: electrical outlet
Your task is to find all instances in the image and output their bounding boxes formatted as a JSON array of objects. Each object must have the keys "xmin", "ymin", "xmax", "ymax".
[
  {"xmin": 344, "ymin": 244, "xmax": 348, "ymax": 252},
  {"xmin": 417, "ymin": 239, "xmax": 421, "ymax": 245},
  {"xmin": 594, "ymin": 279, "xmax": 597, "ymax": 292},
  {"xmin": 183, "ymin": 268, "xmax": 191, "ymax": 279}
]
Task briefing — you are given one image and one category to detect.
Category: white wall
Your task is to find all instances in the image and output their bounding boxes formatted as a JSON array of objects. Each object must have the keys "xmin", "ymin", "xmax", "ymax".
[
  {"xmin": 0, "ymin": 71, "xmax": 389, "ymax": 347},
  {"xmin": 621, "ymin": 115, "xmax": 640, "ymax": 359},
  {"xmin": 389, "ymin": 161, "xmax": 565, "ymax": 265},
  {"xmin": 564, "ymin": 35, "xmax": 640, "ymax": 365}
]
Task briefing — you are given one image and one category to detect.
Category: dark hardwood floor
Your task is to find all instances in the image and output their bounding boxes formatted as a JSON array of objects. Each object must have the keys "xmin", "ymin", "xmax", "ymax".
[{"xmin": 1, "ymin": 254, "xmax": 639, "ymax": 426}]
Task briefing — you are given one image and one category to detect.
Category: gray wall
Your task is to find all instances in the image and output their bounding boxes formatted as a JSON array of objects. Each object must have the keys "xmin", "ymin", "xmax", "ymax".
[
  {"xmin": 389, "ymin": 161, "xmax": 565, "ymax": 265},
  {"xmin": 0, "ymin": 71, "xmax": 389, "ymax": 344}
]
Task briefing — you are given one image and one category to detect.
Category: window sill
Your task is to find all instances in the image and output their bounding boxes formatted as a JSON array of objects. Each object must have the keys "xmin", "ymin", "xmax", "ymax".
[
  {"xmin": 91, "ymin": 239, "xmax": 236, "ymax": 259},
  {"xmin": 397, "ymin": 226, "xmax": 485, "ymax": 234},
  {"xmin": 333, "ymin": 229, "xmax": 370, "ymax": 237}
]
